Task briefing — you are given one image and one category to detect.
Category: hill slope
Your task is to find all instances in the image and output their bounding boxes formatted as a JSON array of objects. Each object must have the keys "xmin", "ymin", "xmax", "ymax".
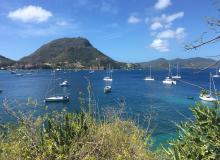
[
  {"xmin": 19, "ymin": 37, "xmax": 124, "ymax": 69},
  {"xmin": 137, "ymin": 57, "xmax": 217, "ymax": 69},
  {"xmin": 0, "ymin": 55, "xmax": 15, "ymax": 67}
]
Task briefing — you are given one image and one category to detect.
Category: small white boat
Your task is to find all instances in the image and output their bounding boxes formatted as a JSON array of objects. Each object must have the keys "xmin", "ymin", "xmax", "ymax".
[
  {"xmin": 104, "ymin": 85, "xmax": 112, "ymax": 93},
  {"xmin": 103, "ymin": 76, "xmax": 113, "ymax": 81},
  {"xmin": 59, "ymin": 80, "xmax": 70, "ymax": 87},
  {"xmin": 45, "ymin": 95, "xmax": 70, "ymax": 102},
  {"xmin": 163, "ymin": 77, "xmax": 176, "ymax": 85},
  {"xmin": 200, "ymin": 73, "xmax": 217, "ymax": 102},
  {"xmin": 163, "ymin": 64, "xmax": 176, "ymax": 85},
  {"xmin": 213, "ymin": 68, "xmax": 220, "ymax": 78},
  {"xmin": 172, "ymin": 64, "xmax": 181, "ymax": 79},
  {"xmin": 144, "ymin": 65, "xmax": 155, "ymax": 81}
]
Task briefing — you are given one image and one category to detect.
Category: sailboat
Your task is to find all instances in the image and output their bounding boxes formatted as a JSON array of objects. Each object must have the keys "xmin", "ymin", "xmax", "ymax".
[
  {"xmin": 200, "ymin": 73, "xmax": 217, "ymax": 102},
  {"xmin": 163, "ymin": 64, "xmax": 176, "ymax": 85},
  {"xmin": 45, "ymin": 71, "xmax": 70, "ymax": 103},
  {"xmin": 172, "ymin": 63, "xmax": 181, "ymax": 79},
  {"xmin": 144, "ymin": 64, "xmax": 155, "ymax": 81},
  {"xmin": 103, "ymin": 64, "xmax": 113, "ymax": 81},
  {"xmin": 213, "ymin": 68, "xmax": 220, "ymax": 78}
]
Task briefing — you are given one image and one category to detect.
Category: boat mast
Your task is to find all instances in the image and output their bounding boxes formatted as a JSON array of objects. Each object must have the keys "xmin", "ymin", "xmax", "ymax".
[
  {"xmin": 168, "ymin": 64, "xmax": 171, "ymax": 78},
  {"xmin": 177, "ymin": 64, "xmax": 179, "ymax": 76},
  {"xmin": 149, "ymin": 64, "xmax": 152, "ymax": 77}
]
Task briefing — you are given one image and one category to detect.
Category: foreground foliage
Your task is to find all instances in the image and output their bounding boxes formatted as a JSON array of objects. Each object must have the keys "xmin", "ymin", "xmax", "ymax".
[
  {"xmin": 0, "ymin": 108, "xmax": 154, "ymax": 160},
  {"xmin": 164, "ymin": 103, "xmax": 220, "ymax": 160}
]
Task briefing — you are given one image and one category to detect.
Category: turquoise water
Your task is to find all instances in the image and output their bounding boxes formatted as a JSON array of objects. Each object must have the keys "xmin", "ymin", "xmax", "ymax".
[{"xmin": 0, "ymin": 69, "xmax": 219, "ymax": 147}]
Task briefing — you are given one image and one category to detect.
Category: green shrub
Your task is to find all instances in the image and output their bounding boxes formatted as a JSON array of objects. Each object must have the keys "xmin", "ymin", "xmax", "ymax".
[{"xmin": 164, "ymin": 103, "xmax": 220, "ymax": 160}]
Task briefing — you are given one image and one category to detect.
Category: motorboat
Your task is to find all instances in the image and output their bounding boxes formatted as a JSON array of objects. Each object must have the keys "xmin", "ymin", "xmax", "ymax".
[{"xmin": 104, "ymin": 85, "xmax": 112, "ymax": 93}]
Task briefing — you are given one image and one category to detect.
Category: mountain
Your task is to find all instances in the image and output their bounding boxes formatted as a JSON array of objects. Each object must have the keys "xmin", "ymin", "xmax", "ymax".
[
  {"xmin": 0, "ymin": 55, "xmax": 15, "ymax": 67},
  {"xmin": 137, "ymin": 57, "xmax": 218, "ymax": 69},
  {"xmin": 19, "ymin": 37, "xmax": 124, "ymax": 69}
]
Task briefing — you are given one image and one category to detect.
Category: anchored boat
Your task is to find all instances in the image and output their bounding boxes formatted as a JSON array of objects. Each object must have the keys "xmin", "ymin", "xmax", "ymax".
[
  {"xmin": 144, "ymin": 64, "xmax": 155, "ymax": 81},
  {"xmin": 199, "ymin": 73, "xmax": 217, "ymax": 102},
  {"xmin": 163, "ymin": 64, "xmax": 176, "ymax": 85}
]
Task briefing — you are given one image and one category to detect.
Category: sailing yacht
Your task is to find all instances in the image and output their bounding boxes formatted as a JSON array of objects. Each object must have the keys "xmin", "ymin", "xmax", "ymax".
[
  {"xmin": 163, "ymin": 64, "xmax": 176, "ymax": 85},
  {"xmin": 172, "ymin": 64, "xmax": 181, "ymax": 79},
  {"xmin": 213, "ymin": 68, "xmax": 220, "ymax": 78},
  {"xmin": 45, "ymin": 71, "xmax": 70, "ymax": 103},
  {"xmin": 200, "ymin": 73, "xmax": 217, "ymax": 102},
  {"xmin": 144, "ymin": 64, "xmax": 155, "ymax": 81},
  {"xmin": 103, "ymin": 64, "xmax": 113, "ymax": 81}
]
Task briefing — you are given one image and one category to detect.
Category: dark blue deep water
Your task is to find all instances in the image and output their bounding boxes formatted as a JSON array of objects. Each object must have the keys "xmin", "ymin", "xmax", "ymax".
[{"xmin": 0, "ymin": 69, "xmax": 219, "ymax": 148}]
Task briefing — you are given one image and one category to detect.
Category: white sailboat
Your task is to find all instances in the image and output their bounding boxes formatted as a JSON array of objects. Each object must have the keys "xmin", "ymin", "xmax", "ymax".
[
  {"xmin": 45, "ymin": 71, "xmax": 70, "ymax": 103},
  {"xmin": 144, "ymin": 64, "xmax": 155, "ymax": 81},
  {"xmin": 163, "ymin": 64, "xmax": 176, "ymax": 85},
  {"xmin": 213, "ymin": 68, "xmax": 220, "ymax": 78},
  {"xmin": 172, "ymin": 63, "xmax": 181, "ymax": 79},
  {"xmin": 103, "ymin": 64, "xmax": 113, "ymax": 81},
  {"xmin": 200, "ymin": 73, "xmax": 217, "ymax": 102}
]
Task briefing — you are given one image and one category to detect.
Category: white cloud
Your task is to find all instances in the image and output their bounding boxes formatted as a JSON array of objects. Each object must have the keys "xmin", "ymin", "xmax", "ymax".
[
  {"xmin": 163, "ymin": 12, "xmax": 184, "ymax": 24},
  {"xmin": 150, "ymin": 22, "xmax": 163, "ymax": 30},
  {"xmin": 155, "ymin": 0, "xmax": 172, "ymax": 10},
  {"xmin": 8, "ymin": 5, "xmax": 52, "ymax": 23},
  {"xmin": 128, "ymin": 15, "xmax": 141, "ymax": 24},
  {"xmin": 151, "ymin": 12, "xmax": 184, "ymax": 29},
  {"xmin": 150, "ymin": 12, "xmax": 184, "ymax": 30},
  {"xmin": 157, "ymin": 27, "xmax": 186, "ymax": 39},
  {"xmin": 150, "ymin": 38, "xmax": 169, "ymax": 52}
]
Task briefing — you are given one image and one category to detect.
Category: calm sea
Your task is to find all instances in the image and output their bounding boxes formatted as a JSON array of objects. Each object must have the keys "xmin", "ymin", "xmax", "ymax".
[{"xmin": 0, "ymin": 68, "xmax": 219, "ymax": 148}]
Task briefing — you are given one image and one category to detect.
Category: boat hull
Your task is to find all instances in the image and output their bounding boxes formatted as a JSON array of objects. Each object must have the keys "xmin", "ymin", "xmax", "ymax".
[{"xmin": 199, "ymin": 95, "xmax": 217, "ymax": 102}]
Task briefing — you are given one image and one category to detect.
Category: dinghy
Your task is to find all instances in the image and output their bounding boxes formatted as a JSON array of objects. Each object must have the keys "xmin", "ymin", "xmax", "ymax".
[{"xmin": 104, "ymin": 85, "xmax": 112, "ymax": 93}]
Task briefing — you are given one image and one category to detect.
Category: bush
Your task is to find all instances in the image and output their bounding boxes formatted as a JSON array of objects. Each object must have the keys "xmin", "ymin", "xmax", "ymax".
[
  {"xmin": 164, "ymin": 103, "xmax": 220, "ymax": 160},
  {"xmin": 0, "ymin": 108, "xmax": 155, "ymax": 160}
]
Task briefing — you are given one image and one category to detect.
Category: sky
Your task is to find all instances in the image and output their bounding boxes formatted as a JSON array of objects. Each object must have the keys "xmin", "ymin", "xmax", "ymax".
[{"xmin": 0, "ymin": 0, "xmax": 219, "ymax": 62}]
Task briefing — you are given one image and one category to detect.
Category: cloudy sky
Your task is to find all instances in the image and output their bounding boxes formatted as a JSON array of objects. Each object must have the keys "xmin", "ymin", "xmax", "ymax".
[{"xmin": 0, "ymin": 0, "xmax": 219, "ymax": 62}]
